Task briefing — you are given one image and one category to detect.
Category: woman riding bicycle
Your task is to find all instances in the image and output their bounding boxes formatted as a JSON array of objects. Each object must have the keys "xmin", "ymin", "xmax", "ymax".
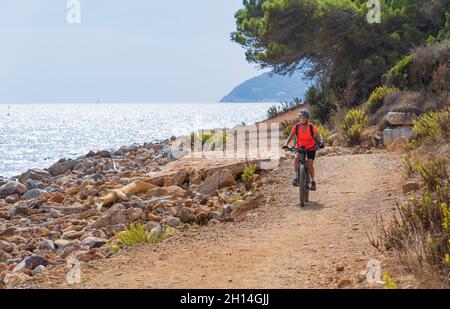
[{"xmin": 283, "ymin": 108, "xmax": 324, "ymax": 191}]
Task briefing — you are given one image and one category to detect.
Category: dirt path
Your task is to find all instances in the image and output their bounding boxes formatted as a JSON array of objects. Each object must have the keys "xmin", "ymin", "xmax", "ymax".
[{"xmin": 33, "ymin": 151, "xmax": 415, "ymax": 288}]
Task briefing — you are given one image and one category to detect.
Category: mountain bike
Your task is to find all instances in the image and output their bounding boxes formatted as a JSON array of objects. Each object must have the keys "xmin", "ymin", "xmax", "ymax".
[{"xmin": 283, "ymin": 146, "xmax": 314, "ymax": 207}]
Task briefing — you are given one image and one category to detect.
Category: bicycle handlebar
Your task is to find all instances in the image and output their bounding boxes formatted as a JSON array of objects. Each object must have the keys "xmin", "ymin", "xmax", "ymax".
[
  {"xmin": 282, "ymin": 144, "xmax": 324, "ymax": 152},
  {"xmin": 282, "ymin": 146, "xmax": 314, "ymax": 152}
]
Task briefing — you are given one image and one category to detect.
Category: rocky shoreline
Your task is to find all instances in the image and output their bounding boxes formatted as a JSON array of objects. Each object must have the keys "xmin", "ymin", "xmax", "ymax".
[
  {"xmin": 0, "ymin": 135, "xmax": 273, "ymax": 288},
  {"xmin": 0, "ymin": 116, "xmax": 393, "ymax": 288}
]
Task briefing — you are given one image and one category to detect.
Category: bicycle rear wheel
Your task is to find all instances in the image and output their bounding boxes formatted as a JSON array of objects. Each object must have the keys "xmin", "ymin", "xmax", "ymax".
[{"xmin": 298, "ymin": 164, "xmax": 306, "ymax": 207}]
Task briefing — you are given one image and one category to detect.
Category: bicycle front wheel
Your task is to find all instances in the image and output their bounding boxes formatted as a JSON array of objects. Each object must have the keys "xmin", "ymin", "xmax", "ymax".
[{"xmin": 298, "ymin": 164, "xmax": 306, "ymax": 207}]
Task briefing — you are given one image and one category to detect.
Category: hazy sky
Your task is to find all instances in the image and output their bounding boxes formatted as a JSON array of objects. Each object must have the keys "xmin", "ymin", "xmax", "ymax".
[{"xmin": 0, "ymin": 0, "xmax": 263, "ymax": 103}]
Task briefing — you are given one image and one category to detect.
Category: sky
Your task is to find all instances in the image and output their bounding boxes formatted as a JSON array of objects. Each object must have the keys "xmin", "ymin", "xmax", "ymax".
[{"xmin": 0, "ymin": 0, "xmax": 263, "ymax": 103}]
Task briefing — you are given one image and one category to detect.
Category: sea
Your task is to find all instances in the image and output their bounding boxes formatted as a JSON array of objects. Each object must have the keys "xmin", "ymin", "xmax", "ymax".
[{"xmin": 0, "ymin": 103, "xmax": 273, "ymax": 178}]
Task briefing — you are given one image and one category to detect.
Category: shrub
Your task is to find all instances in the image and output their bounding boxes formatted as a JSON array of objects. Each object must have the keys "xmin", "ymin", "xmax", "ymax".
[
  {"xmin": 280, "ymin": 120, "xmax": 295, "ymax": 138},
  {"xmin": 385, "ymin": 42, "xmax": 450, "ymax": 91},
  {"xmin": 191, "ymin": 131, "xmax": 214, "ymax": 147},
  {"xmin": 415, "ymin": 159, "xmax": 449, "ymax": 191},
  {"xmin": 191, "ymin": 130, "xmax": 227, "ymax": 151},
  {"xmin": 402, "ymin": 154, "xmax": 416, "ymax": 178},
  {"xmin": 381, "ymin": 158, "xmax": 450, "ymax": 287},
  {"xmin": 266, "ymin": 98, "xmax": 302, "ymax": 119},
  {"xmin": 306, "ymin": 86, "xmax": 336, "ymax": 123},
  {"xmin": 314, "ymin": 122, "xmax": 332, "ymax": 145},
  {"xmin": 340, "ymin": 109, "xmax": 368, "ymax": 146},
  {"xmin": 210, "ymin": 131, "xmax": 227, "ymax": 151},
  {"xmin": 383, "ymin": 274, "xmax": 398, "ymax": 289},
  {"xmin": 229, "ymin": 193, "xmax": 242, "ymax": 203},
  {"xmin": 431, "ymin": 63, "xmax": 450, "ymax": 105},
  {"xmin": 364, "ymin": 86, "xmax": 399, "ymax": 114},
  {"xmin": 410, "ymin": 107, "xmax": 450, "ymax": 149},
  {"xmin": 241, "ymin": 163, "xmax": 257, "ymax": 190},
  {"xmin": 267, "ymin": 105, "xmax": 280, "ymax": 119},
  {"xmin": 385, "ymin": 55, "xmax": 413, "ymax": 89},
  {"xmin": 108, "ymin": 223, "xmax": 175, "ymax": 253}
]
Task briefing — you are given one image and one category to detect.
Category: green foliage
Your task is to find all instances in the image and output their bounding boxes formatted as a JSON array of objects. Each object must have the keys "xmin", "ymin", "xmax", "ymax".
[
  {"xmin": 384, "ymin": 157, "xmax": 450, "ymax": 287},
  {"xmin": 383, "ymin": 274, "xmax": 398, "ymax": 289},
  {"xmin": 402, "ymin": 154, "xmax": 417, "ymax": 178},
  {"xmin": 306, "ymin": 86, "xmax": 336, "ymax": 123},
  {"xmin": 108, "ymin": 223, "xmax": 175, "ymax": 253},
  {"xmin": 229, "ymin": 193, "xmax": 242, "ymax": 203},
  {"xmin": 281, "ymin": 120, "xmax": 295, "ymax": 138},
  {"xmin": 385, "ymin": 42, "xmax": 450, "ymax": 92},
  {"xmin": 415, "ymin": 159, "xmax": 449, "ymax": 191},
  {"xmin": 410, "ymin": 107, "xmax": 450, "ymax": 149},
  {"xmin": 364, "ymin": 86, "xmax": 399, "ymax": 114},
  {"xmin": 232, "ymin": 0, "xmax": 450, "ymax": 105},
  {"xmin": 179, "ymin": 222, "xmax": 199, "ymax": 231},
  {"xmin": 241, "ymin": 163, "xmax": 257, "ymax": 190},
  {"xmin": 314, "ymin": 122, "xmax": 331, "ymax": 145},
  {"xmin": 267, "ymin": 98, "xmax": 302, "ymax": 119},
  {"xmin": 385, "ymin": 55, "xmax": 413, "ymax": 89},
  {"xmin": 437, "ymin": 12, "xmax": 450, "ymax": 41},
  {"xmin": 340, "ymin": 109, "xmax": 368, "ymax": 146},
  {"xmin": 191, "ymin": 130, "xmax": 227, "ymax": 151}
]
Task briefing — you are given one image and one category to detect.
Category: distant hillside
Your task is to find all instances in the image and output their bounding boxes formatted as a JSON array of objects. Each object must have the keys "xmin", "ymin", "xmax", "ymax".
[{"xmin": 220, "ymin": 72, "xmax": 309, "ymax": 103}]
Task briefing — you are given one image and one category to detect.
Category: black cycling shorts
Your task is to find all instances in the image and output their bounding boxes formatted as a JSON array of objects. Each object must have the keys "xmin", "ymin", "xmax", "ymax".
[
  {"xmin": 306, "ymin": 150, "xmax": 316, "ymax": 161},
  {"xmin": 295, "ymin": 150, "xmax": 316, "ymax": 161}
]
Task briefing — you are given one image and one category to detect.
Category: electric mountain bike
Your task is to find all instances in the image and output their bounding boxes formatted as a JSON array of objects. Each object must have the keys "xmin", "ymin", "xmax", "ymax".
[{"xmin": 283, "ymin": 146, "xmax": 315, "ymax": 207}]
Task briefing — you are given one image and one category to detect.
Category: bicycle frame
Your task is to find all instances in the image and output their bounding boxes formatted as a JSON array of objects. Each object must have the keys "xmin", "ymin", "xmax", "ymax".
[
  {"xmin": 286, "ymin": 146, "xmax": 312, "ymax": 207},
  {"xmin": 295, "ymin": 147, "xmax": 310, "ymax": 186}
]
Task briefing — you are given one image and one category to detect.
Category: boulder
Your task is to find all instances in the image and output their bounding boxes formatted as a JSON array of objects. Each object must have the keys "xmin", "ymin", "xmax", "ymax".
[
  {"xmin": 37, "ymin": 239, "xmax": 55, "ymax": 251},
  {"xmin": 171, "ymin": 206, "xmax": 196, "ymax": 223},
  {"xmin": 189, "ymin": 171, "xmax": 202, "ymax": 185},
  {"xmin": 0, "ymin": 226, "xmax": 19, "ymax": 238},
  {"xmin": 231, "ymin": 193, "xmax": 265, "ymax": 219},
  {"xmin": 23, "ymin": 255, "xmax": 49, "ymax": 270},
  {"xmin": 0, "ymin": 181, "xmax": 28, "ymax": 198},
  {"xmin": 0, "ymin": 250, "xmax": 12, "ymax": 263},
  {"xmin": 143, "ymin": 221, "xmax": 159, "ymax": 232},
  {"xmin": 383, "ymin": 127, "xmax": 413, "ymax": 147},
  {"xmin": 48, "ymin": 193, "xmax": 65, "ymax": 204},
  {"xmin": 106, "ymin": 204, "xmax": 128, "ymax": 225},
  {"xmin": 123, "ymin": 208, "xmax": 145, "ymax": 223},
  {"xmin": 5, "ymin": 194, "xmax": 20, "ymax": 204},
  {"xmin": 90, "ymin": 216, "xmax": 109, "ymax": 229},
  {"xmin": 388, "ymin": 136, "xmax": 409, "ymax": 154},
  {"xmin": 3, "ymin": 273, "xmax": 29, "ymax": 289},
  {"xmin": 80, "ymin": 237, "xmax": 107, "ymax": 249},
  {"xmin": 402, "ymin": 182, "xmax": 420, "ymax": 194},
  {"xmin": 18, "ymin": 169, "xmax": 50, "ymax": 184},
  {"xmin": 13, "ymin": 255, "xmax": 49, "ymax": 273},
  {"xmin": 386, "ymin": 112, "xmax": 416, "ymax": 126},
  {"xmin": 196, "ymin": 169, "xmax": 236, "ymax": 195},
  {"xmin": 86, "ymin": 150, "xmax": 111, "ymax": 158},
  {"xmin": 32, "ymin": 265, "xmax": 48, "ymax": 276},
  {"xmin": 146, "ymin": 186, "xmax": 186, "ymax": 199},
  {"xmin": 173, "ymin": 169, "xmax": 188, "ymax": 186},
  {"xmin": 0, "ymin": 240, "xmax": 14, "ymax": 253},
  {"xmin": 54, "ymin": 239, "xmax": 73, "ymax": 248},
  {"xmin": 21, "ymin": 189, "xmax": 45, "ymax": 200},
  {"xmin": 166, "ymin": 216, "xmax": 182, "ymax": 227},
  {"xmin": 75, "ymin": 248, "xmax": 107, "ymax": 262},
  {"xmin": 48, "ymin": 159, "xmax": 76, "ymax": 176},
  {"xmin": 40, "ymin": 205, "xmax": 83, "ymax": 215}
]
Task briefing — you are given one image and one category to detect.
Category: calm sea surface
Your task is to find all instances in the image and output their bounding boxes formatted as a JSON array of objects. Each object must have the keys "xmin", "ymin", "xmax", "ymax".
[{"xmin": 0, "ymin": 103, "xmax": 273, "ymax": 178}]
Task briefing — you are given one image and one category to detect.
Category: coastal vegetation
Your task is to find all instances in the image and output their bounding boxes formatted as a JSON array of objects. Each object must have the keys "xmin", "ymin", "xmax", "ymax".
[{"xmin": 233, "ymin": 0, "xmax": 449, "ymax": 287}]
